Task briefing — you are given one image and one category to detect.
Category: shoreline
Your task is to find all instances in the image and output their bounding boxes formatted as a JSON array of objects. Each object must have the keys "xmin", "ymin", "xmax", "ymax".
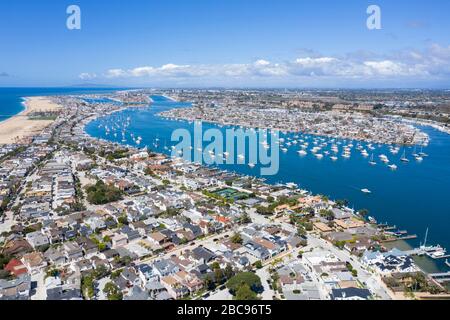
[
  {"xmin": 0, "ymin": 96, "xmax": 62, "ymax": 145},
  {"xmin": 0, "ymin": 97, "xmax": 27, "ymax": 125}
]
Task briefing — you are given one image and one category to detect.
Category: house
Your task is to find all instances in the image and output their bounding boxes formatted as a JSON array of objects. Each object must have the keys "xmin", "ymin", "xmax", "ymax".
[
  {"xmin": 344, "ymin": 237, "xmax": 373, "ymax": 254},
  {"xmin": 63, "ymin": 242, "xmax": 83, "ymax": 261},
  {"xmin": 191, "ymin": 246, "xmax": 216, "ymax": 264},
  {"xmin": 136, "ymin": 264, "xmax": 158, "ymax": 286},
  {"xmin": 0, "ymin": 275, "xmax": 31, "ymax": 300},
  {"xmin": 120, "ymin": 226, "xmax": 141, "ymax": 241},
  {"xmin": 76, "ymin": 237, "xmax": 99, "ymax": 257},
  {"xmin": 331, "ymin": 287, "xmax": 372, "ymax": 300},
  {"xmin": 43, "ymin": 247, "xmax": 66, "ymax": 266},
  {"xmin": 160, "ymin": 275, "xmax": 189, "ymax": 299},
  {"xmin": 123, "ymin": 286, "xmax": 150, "ymax": 301},
  {"xmin": 21, "ymin": 252, "xmax": 48, "ymax": 274},
  {"xmin": 313, "ymin": 222, "xmax": 333, "ymax": 233},
  {"xmin": 244, "ymin": 241, "xmax": 270, "ymax": 261},
  {"xmin": 148, "ymin": 232, "xmax": 168, "ymax": 247},
  {"xmin": 4, "ymin": 259, "xmax": 28, "ymax": 277},
  {"xmin": 111, "ymin": 234, "xmax": 128, "ymax": 248},
  {"xmin": 334, "ymin": 219, "xmax": 365, "ymax": 230},
  {"xmin": 121, "ymin": 267, "xmax": 141, "ymax": 287},
  {"xmin": 361, "ymin": 249, "xmax": 418, "ymax": 275},
  {"xmin": 2, "ymin": 239, "xmax": 33, "ymax": 256},
  {"xmin": 152, "ymin": 259, "xmax": 180, "ymax": 278}
]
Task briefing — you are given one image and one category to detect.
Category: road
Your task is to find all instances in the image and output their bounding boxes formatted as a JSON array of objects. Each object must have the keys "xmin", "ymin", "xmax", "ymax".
[{"xmin": 256, "ymin": 266, "xmax": 276, "ymax": 300}]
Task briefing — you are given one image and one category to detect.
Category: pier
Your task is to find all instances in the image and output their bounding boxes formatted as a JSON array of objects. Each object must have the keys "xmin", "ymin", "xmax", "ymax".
[{"xmin": 381, "ymin": 234, "xmax": 418, "ymax": 243}]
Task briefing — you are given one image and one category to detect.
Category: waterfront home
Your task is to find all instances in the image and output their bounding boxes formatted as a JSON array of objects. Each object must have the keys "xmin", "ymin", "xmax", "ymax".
[
  {"xmin": 361, "ymin": 249, "xmax": 418, "ymax": 275},
  {"xmin": 313, "ymin": 222, "xmax": 333, "ymax": 233},
  {"xmin": 334, "ymin": 219, "xmax": 365, "ymax": 230}
]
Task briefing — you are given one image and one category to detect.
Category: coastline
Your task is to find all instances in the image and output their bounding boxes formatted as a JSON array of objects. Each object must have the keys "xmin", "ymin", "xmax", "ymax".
[{"xmin": 0, "ymin": 96, "xmax": 62, "ymax": 145}]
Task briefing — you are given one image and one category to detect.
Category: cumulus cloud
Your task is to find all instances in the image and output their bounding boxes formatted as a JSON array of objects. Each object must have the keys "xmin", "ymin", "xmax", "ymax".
[{"xmin": 80, "ymin": 43, "xmax": 450, "ymax": 84}]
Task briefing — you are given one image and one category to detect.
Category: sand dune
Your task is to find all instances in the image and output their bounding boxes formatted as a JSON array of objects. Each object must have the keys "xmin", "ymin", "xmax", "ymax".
[{"xmin": 0, "ymin": 96, "xmax": 62, "ymax": 145}]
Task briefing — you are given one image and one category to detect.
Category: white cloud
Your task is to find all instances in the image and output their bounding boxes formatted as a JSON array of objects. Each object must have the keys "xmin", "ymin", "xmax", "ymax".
[
  {"xmin": 79, "ymin": 72, "xmax": 97, "ymax": 80},
  {"xmin": 80, "ymin": 43, "xmax": 450, "ymax": 84}
]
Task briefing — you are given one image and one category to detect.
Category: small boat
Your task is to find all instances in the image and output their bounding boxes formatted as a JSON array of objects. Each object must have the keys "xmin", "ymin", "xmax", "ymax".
[
  {"xmin": 361, "ymin": 188, "xmax": 372, "ymax": 194},
  {"xmin": 400, "ymin": 150, "xmax": 409, "ymax": 163},
  {"xmin": 369, "ymin": 154, "xmax": 376, "ymax": 165},
  {"xmin": 388, "ymin": 164, "xmax": 398, "ymax": 170},
  {"xmin": 297, "ymin": 150, "xmax": 307, "ymax": 156},
  {"xmin": 330, "ymin": 156, "xmax": 338, "ymax": 161},
  {"xmin": 315, "ymin": 154, "xmax": 324, "ymax": 159},
  {"xmin": 248, "ymin": 163, "xmax": 255, "ymax": 168}
]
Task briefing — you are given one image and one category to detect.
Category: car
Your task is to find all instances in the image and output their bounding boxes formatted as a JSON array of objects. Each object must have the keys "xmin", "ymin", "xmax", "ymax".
[{"xmin": 202, "ymin": 293, "xmax": 210, "ymax": 298}]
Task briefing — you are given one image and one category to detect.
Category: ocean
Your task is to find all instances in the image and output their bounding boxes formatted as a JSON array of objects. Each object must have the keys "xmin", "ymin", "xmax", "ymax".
[{"xmin": 0, "ymin": 87, "xmax": 123, "ymax": 123}]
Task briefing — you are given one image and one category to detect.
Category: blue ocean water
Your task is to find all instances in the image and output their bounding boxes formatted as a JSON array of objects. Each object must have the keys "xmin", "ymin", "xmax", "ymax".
[
  {"xmin": 0, "ymin": 87, "xmax": 123, "ymax": 123},
  {"xmin": 85, "ymin": 96, "xmax": 450, "ymax": 272}
]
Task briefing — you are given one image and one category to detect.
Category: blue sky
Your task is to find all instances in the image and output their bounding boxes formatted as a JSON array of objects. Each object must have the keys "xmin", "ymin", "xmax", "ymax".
[{"xmin": 0, "ymin": 0, "xmax": 449, "ymax": 88}]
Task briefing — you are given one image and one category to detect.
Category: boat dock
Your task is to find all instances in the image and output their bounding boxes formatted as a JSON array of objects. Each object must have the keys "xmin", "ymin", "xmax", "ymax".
[
  {"xmin": 429, "ymin": 272, "xmax": 450, "ymax": 283},
  {"xmin": 382, "ymin": 234, "xmax": 418, "ymax": 243},
  {"xmin": 403, "ymin": 228, "xmax": 448, "ymax": 259}
]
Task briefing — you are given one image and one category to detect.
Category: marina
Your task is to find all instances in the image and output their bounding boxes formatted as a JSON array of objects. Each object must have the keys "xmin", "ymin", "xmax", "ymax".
[{"xmin": 85, "ymin": 95, "xmax": 450, "ymax": 273}]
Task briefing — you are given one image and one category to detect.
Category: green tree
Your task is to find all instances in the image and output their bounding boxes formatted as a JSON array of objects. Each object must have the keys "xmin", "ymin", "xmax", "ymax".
[
  {"xmin": 226, "ymin": 272, "xmax": 262, "ymax": 294},
  {"xmin": 231, "ymin": 233, "xmax": 243, "ymax": 244},
  {"xmin": 234, "ymin": 283, "xmax": 259, "ymax": 300},
  {"xmin": 224, "ymin": 264, "xmax": 234, "ymax": 279},
  {"xmin": 103, "ymin": 282, "xmax": 123, "ymax": 300}
]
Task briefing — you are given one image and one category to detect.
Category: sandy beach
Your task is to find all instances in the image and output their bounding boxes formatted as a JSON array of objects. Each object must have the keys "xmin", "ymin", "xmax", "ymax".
[{"xmin": 0, "ymin": 96, "xmax": 62, "ymax": 145}]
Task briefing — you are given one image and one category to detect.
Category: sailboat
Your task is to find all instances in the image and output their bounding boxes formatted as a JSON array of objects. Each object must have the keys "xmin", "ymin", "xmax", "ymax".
[
  {"xmin": 369, "ymin": 154, "xmax": 376, "ymax": 165},
  {"xmin": 400, "ymin": 150, "xmax": 409, "ymax": 163},
  {"xmin": 418, "ymin": 145, "xmax": 428, "ymax": 158}
]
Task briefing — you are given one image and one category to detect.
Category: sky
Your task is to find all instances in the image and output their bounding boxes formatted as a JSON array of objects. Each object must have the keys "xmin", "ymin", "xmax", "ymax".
[{"xmin": 0, "ymin": 0, "xmax": 449, "ymax": 88}]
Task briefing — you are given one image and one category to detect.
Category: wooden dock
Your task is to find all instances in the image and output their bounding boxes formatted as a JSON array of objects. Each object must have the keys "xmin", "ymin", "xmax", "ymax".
[{"xmin": 381, "ymin": 234, "xmax": 417, "ymax": 243}]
